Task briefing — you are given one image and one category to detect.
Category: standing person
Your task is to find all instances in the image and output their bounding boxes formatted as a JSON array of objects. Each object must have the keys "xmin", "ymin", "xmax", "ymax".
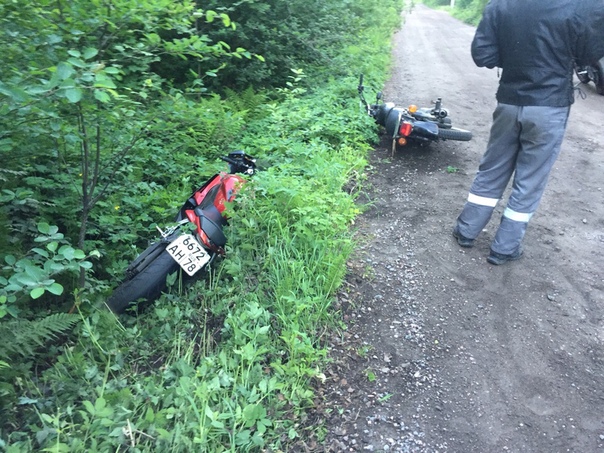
[{"xmin": 452, "ymin": 0, "xmax": 604, "ymax": 265}]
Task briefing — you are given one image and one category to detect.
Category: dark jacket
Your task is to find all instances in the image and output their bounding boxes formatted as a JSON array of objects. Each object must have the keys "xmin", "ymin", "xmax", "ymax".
[{"xmin": 472, "ymin": 0, "xmax": 604, "ymax": 107}]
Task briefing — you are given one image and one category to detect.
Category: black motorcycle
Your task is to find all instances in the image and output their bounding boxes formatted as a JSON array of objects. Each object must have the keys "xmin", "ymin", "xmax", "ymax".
[
  {"xmin": 575, "ymin": 57, "xmax": 604, "ymax": 95},
  {"xmin": 358, "ymin": 75, "xmax": 472, "ymax": 152}
]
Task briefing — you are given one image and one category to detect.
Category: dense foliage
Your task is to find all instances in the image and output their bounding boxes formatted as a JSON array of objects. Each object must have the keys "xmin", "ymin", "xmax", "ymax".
[
  {"xmin": 0, "ymin": 0, "xmax": 402, "ymax": 450},
  {"xmin": 449, "ymin": 0, "xmax": 488, "ymax": 25},
  {"xmin": 174, "ymin": 0, "xmax": 372, "ymax": 91},
  {"xmin": 421, "ymin": 0, "xmax": 488, "ymax": 25}
]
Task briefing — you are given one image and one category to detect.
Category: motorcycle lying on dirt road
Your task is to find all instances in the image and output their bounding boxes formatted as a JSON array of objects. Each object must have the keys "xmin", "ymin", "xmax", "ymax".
[
  {"xmin": 106, "ymin": 151, "xmax": 257, "ymax": 314},
  {"xmin": 358, "ymin": 74, "xmax": 472, "ymax": 153},
  {"xmin": 575, "ymin": 57, "xmax": 604, "ymax": 95}
]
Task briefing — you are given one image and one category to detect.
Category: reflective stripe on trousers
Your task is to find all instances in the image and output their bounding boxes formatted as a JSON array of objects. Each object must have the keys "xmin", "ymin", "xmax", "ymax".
[{"xmin": 456, "ymin": 103, "xmax": 569, "ymax": 254}]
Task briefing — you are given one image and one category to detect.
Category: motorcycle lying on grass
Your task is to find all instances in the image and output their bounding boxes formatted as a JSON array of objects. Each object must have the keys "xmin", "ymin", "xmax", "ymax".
[
  {"xmin": 358, "ymin": 74, "xmax": 472, "ymax": 153},
  {"xmin": 106, "ymin": 151, "xmax": 257, "ymax": 314}
]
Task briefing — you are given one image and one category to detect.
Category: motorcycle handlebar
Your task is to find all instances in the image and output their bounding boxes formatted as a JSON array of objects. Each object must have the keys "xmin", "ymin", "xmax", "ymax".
[
  {"xmin": 219, "ymin": 156, "xmax": 239, "ymax": 165},
  {"xmin": 219, "ymin": 155, "xmax": 257, "ymax": 174}
]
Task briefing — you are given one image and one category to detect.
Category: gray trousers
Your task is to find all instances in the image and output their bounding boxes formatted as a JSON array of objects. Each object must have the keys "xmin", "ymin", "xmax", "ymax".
[{"xmin": 456, "ymin": 103, "xmax": 570, "ymax": 255}]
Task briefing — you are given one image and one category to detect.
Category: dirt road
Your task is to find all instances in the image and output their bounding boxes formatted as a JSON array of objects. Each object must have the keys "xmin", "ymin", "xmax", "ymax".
[{"xmin": 318, "ymin": 5, "xmax": 604, "ymax": 452}]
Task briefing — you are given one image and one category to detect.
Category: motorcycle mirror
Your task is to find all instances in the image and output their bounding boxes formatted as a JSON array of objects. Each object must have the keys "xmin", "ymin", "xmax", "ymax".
[{"xmin": 376, "ymin": 92, "xmax": 383, "ymax": 100}]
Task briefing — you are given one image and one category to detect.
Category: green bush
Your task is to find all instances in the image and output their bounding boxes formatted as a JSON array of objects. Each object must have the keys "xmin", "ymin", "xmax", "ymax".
[
  {"xmin": 450, "ymin": 0, "xmax": 488, "ymax": 25},
  {"xmin": 0, "ymin": 0, "xmax": 401, "ymax": 450},
  {"xmin": 421, "ymin": 0, "xmax": 487, "ymax": 26}
]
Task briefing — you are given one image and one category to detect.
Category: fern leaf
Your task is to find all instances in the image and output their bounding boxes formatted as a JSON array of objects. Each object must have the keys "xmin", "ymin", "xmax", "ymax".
[{"xmin": 0, "ymin": 313, "xmax": 79, "ymax": 359}]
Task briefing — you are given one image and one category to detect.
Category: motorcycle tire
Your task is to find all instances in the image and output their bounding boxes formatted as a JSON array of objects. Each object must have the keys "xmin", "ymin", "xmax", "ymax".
[
  {"xmin": 106, "ymin": 242, "xmax": 180, "ymax": 314},
  {"xmin": 576, "ymin": 66, "xmax": 590, "ymax": 84},
  {"xmin": 437, "ymin": 127, "xmax": 472, "ymax": 142},
  {"xmin": 594, "ymin": 64, "xmax": 604, "ymax": 95}
]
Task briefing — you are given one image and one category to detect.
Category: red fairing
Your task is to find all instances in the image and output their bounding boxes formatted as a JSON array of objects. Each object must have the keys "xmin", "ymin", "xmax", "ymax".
[
  {"xmin": 184, "ymin": 172, "xmax": 246, "ymax": 252},
  {"xmin": 192, "ymin": 172, "xmax": 245, "ymax": 212}
]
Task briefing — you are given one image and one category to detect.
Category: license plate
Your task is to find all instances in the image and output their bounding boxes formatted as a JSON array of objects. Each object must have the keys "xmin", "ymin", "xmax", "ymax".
[{"xmin": 166, "ymin": 234, "xmax": 210, "ymax": 276}]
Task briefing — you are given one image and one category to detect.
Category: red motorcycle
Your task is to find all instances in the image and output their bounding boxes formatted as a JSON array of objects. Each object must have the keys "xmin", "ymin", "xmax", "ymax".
[{"xmin": 106, "ymin": 151, "xmax": 256, "ymax": 313}]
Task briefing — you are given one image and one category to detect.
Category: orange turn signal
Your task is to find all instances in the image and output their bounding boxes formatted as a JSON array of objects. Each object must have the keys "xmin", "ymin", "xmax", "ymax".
[
  {"xmin": 408, "ymin": 104, "xmax": 418, "ymax": 113},
  {"xmin": 397, "ymin": 137, "xmax": 407, "ymax": 146}
]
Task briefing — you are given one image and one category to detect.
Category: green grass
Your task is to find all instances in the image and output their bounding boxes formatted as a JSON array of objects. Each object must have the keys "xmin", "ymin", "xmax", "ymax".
[{"xmin": 0, "ymin": 3, "xmax": 403, "ymax": 452}]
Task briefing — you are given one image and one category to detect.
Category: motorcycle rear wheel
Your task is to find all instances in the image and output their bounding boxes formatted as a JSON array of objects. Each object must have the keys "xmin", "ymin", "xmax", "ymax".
[
  {"xmin": 437, "ymin": 127, "xmax": 472, "ymax": 142},
  {"xmin": 106, "ymin": 243, "xmax": 180, "ymax": 314}
]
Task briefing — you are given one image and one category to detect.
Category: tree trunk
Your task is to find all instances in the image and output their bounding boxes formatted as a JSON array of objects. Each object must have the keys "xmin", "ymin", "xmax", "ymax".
[{"xmin": 77, "ymin": 207, "xmax": 90, "ymax": 289}]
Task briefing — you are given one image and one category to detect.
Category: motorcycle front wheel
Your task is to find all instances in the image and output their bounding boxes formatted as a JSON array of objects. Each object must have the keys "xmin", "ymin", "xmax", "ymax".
[
  {"xmin": 437, "ymin": 127, "xmax": 472, "ymax": 142},
  {"xmin": 106, "ymin": 242, "xmax": 180, "ymax": 314}
]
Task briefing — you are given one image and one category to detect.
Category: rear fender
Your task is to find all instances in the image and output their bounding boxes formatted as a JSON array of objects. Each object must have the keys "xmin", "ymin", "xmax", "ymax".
[{"xmin": 384, "ymin": 106, "xmax": 405, "ymax": 137}]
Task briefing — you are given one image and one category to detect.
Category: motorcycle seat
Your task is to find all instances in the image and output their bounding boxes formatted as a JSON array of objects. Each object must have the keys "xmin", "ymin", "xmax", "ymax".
[
  {"xmin": 198, "ymin": 212, "xmax": 227, "ymax": 248},
  {"xmin": 194, "ymin": 204, "xmax": 225, "ymax": 226}
]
